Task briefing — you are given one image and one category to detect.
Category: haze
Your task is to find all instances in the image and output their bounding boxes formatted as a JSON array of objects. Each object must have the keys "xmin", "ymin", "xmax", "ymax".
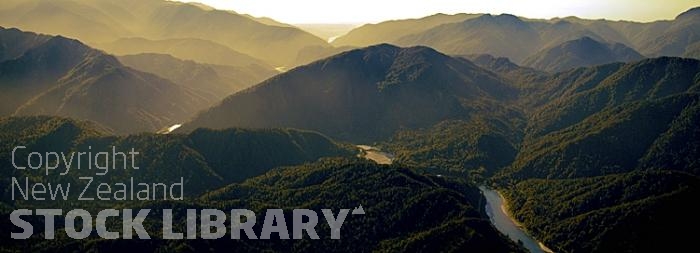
[{"xmin": 177, "ymin": 0, "xmax": 700, "ymax": 24}]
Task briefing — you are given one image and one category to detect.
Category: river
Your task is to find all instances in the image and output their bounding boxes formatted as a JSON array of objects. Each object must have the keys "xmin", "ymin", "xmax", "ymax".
[
  {"xmin": 480, "ymin": 186, "xmax": 554, "ymax": 253},
  {"xmin": 355, "ymin": 146, "xmax": 551, "ymax": 252}
]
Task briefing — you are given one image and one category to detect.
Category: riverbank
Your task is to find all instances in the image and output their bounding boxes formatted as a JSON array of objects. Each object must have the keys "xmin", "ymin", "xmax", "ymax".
[{"xmin": 480, "ymin": 186, "xmax": 554, "ymax": 253}]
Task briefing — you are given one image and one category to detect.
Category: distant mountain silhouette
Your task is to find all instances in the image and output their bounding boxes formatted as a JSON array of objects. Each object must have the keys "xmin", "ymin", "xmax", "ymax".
[
  {"xmin": 641, "ymin": 7, "xmax": 700, "ymax": 57},
  {"xmin": 397, "ymin": 14, "xmax": 541, "ymax": 63},
  {"xmin": 337, "ymin": 7, "xmax": 700, "ymax": 63},
  {"xmin": 179, "ymin": 44, "xmax": 517, "ymax": 142},
  {"xmin": 0, "ymin": 0, "xmax": 131, "ymax": 43},
  {"xmin": 118, "ymin": 53, "xmax": 276, "ymax": 99},
  {"xmin": 333, "ymin": 13, "xmax": 481, "ymax": 47},
  {"xmin": 0, "ymin": 27, "xmax": 213, "ymax": 134},
  {"xmin": 523, "ymin": 36, "xmax": 645, "ymax": 72},
  {"xmin": 0, "ymin": 0, "xmax": 329, "ymax": 67},
  {"xmin": 96, "ymin": 37, "xmax": 272, "ymax": 68}
]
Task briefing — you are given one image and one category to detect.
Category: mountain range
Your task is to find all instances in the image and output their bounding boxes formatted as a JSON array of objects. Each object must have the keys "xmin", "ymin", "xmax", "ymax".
[
  {"xmin": 332, "ymin": 13, "xmax": 481, "ymax": 47},
  {"xmin": 507, "ymin": 57, "xmax": 700, "ymax": 179},
  {"xmin": 0, "ymin": 0, "xmax": 331, "ymax": 67},
  {"xmin": 170, "ymin": 43, "xmax": 700, "ymax": 253},
  {"xmin": 0, "ymin": 27, "xmax": 214, "ymax": 134},
  {"xmin": 5, "ymin": 1, "xmax": 699, "ymax": 70},
  {"xmin": 334, "ymin": 7, "xmax": 700, "ymax": 67}
]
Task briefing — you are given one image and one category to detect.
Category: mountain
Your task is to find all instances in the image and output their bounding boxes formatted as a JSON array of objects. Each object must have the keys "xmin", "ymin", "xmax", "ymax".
[
  {"xmin": 0, "ymin": 25, "xmax": 50, "ymax": 62},
  {"xmin": 96, "ymin": 37, "xmax": 272, "ymax": 68},
  {"xmin": 505, "ymin": 57, "xmax": 700, "ymax": 179},
  {"xmin": 396, "ymin": 14, "xmax": 542, "ymax": 63},
  {"xmin": 118, "ymin": 53, "xmax": 276, "ymax": 99},
  {"xmin": 557, "ymin": 17, "xmax": 671, "ymax": 52},
  {"xmin": 332, "ymin": 13, "xmax": 481, "ymax": 47},
  {"xmin": 178, "ymin": 44, "xmax": 518, "ymax": 142},
  {"xmin": 340, "ymin": 7, "xmax": 700, "ymax": 63},
  {"xmin": 0, "ymin": 0, "xmax": 331, "ymax": 67},
  {"xmin": 640, "ymin": 7, "xmax": 700, "ymax": 57},
  {"xmin": 461, "ymin": 54, "xmax": 546, "ymax": 88},
  {"xmin": 0, "ymin": 0, "xmax": 132, "ymax": 43},
  {"xmin": 502, "ymin": 171, "xmax": 700, "ymax": 253},
  {"xmin": 394, "ymin": 14, "xmax": 642, "ymax": 64},
  {"xmin": 683, "ymin": 41, "xmax": 700, "ymax": 59},
  {"xmin": 0, "ymin": 27, "xmax": 213, "ymax": 134},
  {"xmin": 523, "ymin": 36, "xmax": 645, "ymax": 72}
]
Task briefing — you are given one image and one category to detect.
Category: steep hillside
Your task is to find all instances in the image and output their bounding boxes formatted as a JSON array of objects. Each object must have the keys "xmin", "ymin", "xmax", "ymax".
[
  {"xmin": 641, "ymin": 7, "xmax": 700, "ymax": 57},
  {"xmin": 0, "ymin": 0, "xmax": 330, "ymax": 67},
  {"xmin": 333, "ymin": 13, "xmax": 481, "ymax": 47},
  {"xmin": 179, "ymin": 44, "xmax": 518, "ymax": 142},
  {"xmin": 507, "ymin": 57, "xmax": 700, "ymax": 179},
  {"xmin": 397, "ymin": 14, "xmax": 541, "ymax": 63},
  {"xmin": 0, "ymin": 116, "xmax": 353, "ymax": 202},
  {"xmin": 523, "ymin": 36, "xmax": 645, "ymax": 72},
  {"xmin": 502, "ymin": 171, "xmax": 700, "ymax": 253},
  {"xmin": 383, "ymin": 119, "xmax": 521, "ymax": 177},
  {"xmin": 0, "ymin": 27, "xmax": 212, "ymax": 134},
  {"xmin": 96, "ymin": 37, "xmax": 272, "ymax": 68}
]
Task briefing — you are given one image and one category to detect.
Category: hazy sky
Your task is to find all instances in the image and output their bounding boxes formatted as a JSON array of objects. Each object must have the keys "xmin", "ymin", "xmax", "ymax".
[{"xmin": 177, "ymin": 0, "xmax": 700, "ymax": 24}]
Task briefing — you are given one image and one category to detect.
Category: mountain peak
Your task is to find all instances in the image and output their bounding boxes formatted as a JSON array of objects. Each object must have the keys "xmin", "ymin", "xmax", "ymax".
[
  {"xmin": 364, "ymin": 43, "xmax": 401, "ymax": 52},
  {"xmin": 321, "ymin": 44, "xmax": 448, "ymax": 73},
  {"xmin": 676, "ymin": 6, "xmax": 700, "ymax": 20},
  {"xmin": 574, "ymin": 36, "xmax": 597, "ymax": 43},
  {"xmin": 42, "ymin": 35, "xmax": 90, "ymax": 51},
  {"xmin": 524, "ymin": 37, "xmax": 644, "ymax": 72},
  {"xmin": 181, "ymin": 44, "xmax": 513, "ymax": 141},
  {"xmin": 467, "ymin": 54, "xmax": 521, "ymax": 72},
  {"xmin": 472, "ymin": 13, "xmax": 525, "ymax": 25},
  {"xmin": 558, "ymin": 36, "xmax": 608, "ymax": 51}
]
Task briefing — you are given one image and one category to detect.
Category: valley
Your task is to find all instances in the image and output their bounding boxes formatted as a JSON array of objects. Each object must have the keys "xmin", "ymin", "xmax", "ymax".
[{"xmin": 1, "ymin": 1, "xmax": 700, "ymax": 252}]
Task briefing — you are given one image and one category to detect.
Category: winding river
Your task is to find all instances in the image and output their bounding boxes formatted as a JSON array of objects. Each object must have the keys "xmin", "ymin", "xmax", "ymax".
[
  {"xmin": 353, "ymin": 146, "xmax": 551, "ymax": 252},
  {"xmin": 480, "ymin": 186, "xmax": 553, "ymax": 253}
]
